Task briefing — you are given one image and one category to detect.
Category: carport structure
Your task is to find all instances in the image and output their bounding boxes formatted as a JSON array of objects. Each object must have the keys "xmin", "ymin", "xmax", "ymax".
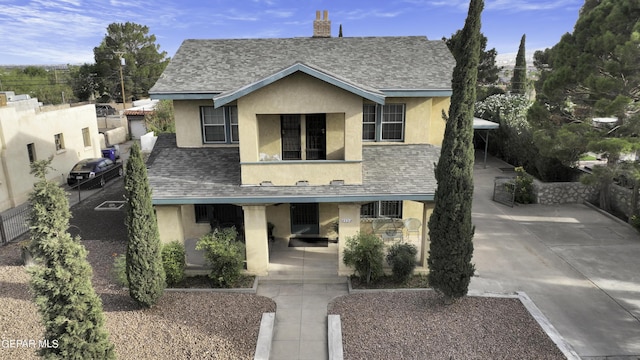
[{"xmin": 474, "ymin": 117, "xmax": 499, "ymax": 168}]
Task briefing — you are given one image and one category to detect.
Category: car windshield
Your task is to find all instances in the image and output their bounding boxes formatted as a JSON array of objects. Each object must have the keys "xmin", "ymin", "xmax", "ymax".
[{"xmin": 72, "ymin": 162, "xmax": 96, "ymax": 171}]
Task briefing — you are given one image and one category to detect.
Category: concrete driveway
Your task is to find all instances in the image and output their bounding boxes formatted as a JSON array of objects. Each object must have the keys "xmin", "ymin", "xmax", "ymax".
[{"xmin": 470, "ymin": 155, "xmax": 640, "ymax": 358}]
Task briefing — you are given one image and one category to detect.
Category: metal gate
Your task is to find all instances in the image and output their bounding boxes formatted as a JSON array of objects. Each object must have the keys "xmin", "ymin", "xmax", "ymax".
[
  {"xmin": 493, "ymin": 177, "xmax": 516, "ymax": 207},
  {"xmin": 0, "ymin": 202, "xmax": 30, "ymax": 244}
]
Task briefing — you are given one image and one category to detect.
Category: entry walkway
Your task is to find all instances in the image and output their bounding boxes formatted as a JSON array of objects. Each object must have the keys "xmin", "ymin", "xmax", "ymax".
[
  {"xmin": 471, "ymin": 153, "xmax": 640, "ymax": 358},
  {"xmin": 257, "ymin": 238, "xmax": 347, "ymax": 360}
]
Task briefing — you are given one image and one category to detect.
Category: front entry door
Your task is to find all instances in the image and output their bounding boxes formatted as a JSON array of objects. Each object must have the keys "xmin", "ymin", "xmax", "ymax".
[{"xmin": 290, "ymin": 203, "xmax": 319, "ymax": 235}]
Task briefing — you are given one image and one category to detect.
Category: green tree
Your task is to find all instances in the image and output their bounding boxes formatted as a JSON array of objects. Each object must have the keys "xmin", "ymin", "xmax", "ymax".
[
  {"xmin": 125, "ymin": 142, "xmax": 165, "ymax": 307},
  {"xmin": 27, "ymin": 159, "xmax": 115, "ymax": 359},
  {"xmin": 529, "ymin": 0, "xmax": 640, "ymax": 180},
  {"xmin": 428, "ymin": 0, "xmax": 482, "ymax": 301},
  {"xmin": 444, "ymin": 28, "xmax": 502, "ymax": 100},
  {"xmin": 475, "ymin": 93, "xmax": 535, "ymax": 168},
  {"xmin": 145, "ymin": 100, "xmax": 175, "ymax": 134},
  {"xmin": 511, "ymin": 34, "xmax": 527, "ymax": 95},
  {"xmin": 94, "ymin": 22, "xmax": 170, "ymax": 103},
  {"xmin": 69, "ymin": 64, "xmax": 99, "ymax": 102}
]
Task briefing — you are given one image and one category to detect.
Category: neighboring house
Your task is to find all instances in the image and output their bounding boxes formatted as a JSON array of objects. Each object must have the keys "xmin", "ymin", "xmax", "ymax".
[
  {"xmin": 148, "ymin": 11, "xmax": 455, "ymax": 276},
  {"xmin": 0, "ymin": 92, "xmax": 102, "ymax": 212},
  {"xmin": 124, "ymin": 99, "xmax": 159, "ymax": 140}
]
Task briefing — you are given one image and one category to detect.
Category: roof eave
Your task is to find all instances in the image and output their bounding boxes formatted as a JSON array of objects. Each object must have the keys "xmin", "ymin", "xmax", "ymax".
[
  {"xmin": 382, "ymin": 89, "xmax": 453, "ymax": 97},
  {"xmin": 150, "ymin": 92, "xmax": 220, "ymax": 100},
  {"xmin": 152, "ymin": 193, "xmax": 435, "ymax": 205}
]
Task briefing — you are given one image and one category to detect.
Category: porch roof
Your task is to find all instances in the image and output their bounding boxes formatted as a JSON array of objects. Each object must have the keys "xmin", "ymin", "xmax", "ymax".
[{"xmin": 147, "ymin": 134, "xmax": 440, "ymax": 205}]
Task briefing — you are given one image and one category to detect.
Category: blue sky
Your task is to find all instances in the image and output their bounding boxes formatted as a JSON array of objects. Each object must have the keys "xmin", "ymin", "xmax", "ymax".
[{"xmin": 0, "ymin": 0, "xmax": 583, "ymax": 65}]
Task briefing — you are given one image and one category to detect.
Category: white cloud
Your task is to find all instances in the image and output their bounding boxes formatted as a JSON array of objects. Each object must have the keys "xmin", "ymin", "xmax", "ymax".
[{"xmin": 336, "ymin": 9, "xmax": 404, "ymax": 20}]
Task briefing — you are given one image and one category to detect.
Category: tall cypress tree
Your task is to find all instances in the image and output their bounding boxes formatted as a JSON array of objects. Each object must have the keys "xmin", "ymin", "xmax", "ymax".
[
  {"xmin": 125, "ymin": 141, "xmax": 165, "ymax": 307},
  {"xmin": 28, "ymin": 159, "xmax": 115, "ymax": 359},
  {"xmin": 511, "ymin": 34, "xmax": 527, "ymax": 95},
  {"xmin": 427, "ymin": 0, "xmax": 482, "ymax": 300}
]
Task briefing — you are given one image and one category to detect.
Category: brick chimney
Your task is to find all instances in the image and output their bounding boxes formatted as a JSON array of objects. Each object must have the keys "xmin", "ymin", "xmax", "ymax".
[{"xmin": 313, "ymin": 10, "xmax": 331, "ymax": 38}]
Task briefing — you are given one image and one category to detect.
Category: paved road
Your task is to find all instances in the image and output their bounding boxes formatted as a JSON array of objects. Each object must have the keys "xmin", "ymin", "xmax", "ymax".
[{"xmin": 470, "ymin": 155, "xmax": 640, "ymax": 359}]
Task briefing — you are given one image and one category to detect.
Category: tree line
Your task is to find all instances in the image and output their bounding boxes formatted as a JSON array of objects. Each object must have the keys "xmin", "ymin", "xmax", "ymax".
[{"xmin": 1, "ymin": 22, "xmax": 169, "ymax": 105}]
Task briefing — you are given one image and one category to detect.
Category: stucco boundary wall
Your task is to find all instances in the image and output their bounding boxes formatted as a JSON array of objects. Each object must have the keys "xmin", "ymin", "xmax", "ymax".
[{"xmin": 532, "ymin": 179, "xmax": 638, "ymax": 218}]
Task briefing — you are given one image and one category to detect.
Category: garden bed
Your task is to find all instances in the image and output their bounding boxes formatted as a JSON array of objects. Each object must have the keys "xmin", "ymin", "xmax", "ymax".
[{"xmin": 348, "ymin": 274, "xmax": 429, "ymax": 290}]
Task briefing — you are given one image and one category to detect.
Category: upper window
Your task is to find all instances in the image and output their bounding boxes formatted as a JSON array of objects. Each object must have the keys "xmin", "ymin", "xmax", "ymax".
[
  {"xmin": 201, "ymin": 106, "xmax": 239, "ymax": 144},
  {"xmin": 54, "ymin": 133, "xmax": 65, "ymax": 151},
  {"xmin": 82, "ymin": 127, "xmax": 91, "ymax": 147},
  {"xmin": 362, "ymin": 104, "xmax": 405, "ymax": 142},
  {"xmin": 362, "ymin": 104, "xmax": 376, "ymax": 141},
  {"xmin": 360, "ymin": 201, "xmax": 403, "ymax": 219}
]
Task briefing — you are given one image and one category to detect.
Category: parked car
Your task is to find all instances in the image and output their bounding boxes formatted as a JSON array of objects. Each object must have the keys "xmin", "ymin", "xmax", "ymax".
[
  {"xmin": 95, "ymin": 104, "xmax": 117, "ymax": 117},
  {"xmin": 67, "ymin": 158, "xmax": 123, "ymax": 188}
]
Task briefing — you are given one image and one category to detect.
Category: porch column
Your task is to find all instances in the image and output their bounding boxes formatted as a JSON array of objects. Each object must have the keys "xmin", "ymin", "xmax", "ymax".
[
  {"xmin": 242, "ymin": 205, "xmax": 269, "ymax": 276},
  {"xmin": 337, "ymin": 203, "xmax": 361, "ymax": 276},
  {"xmin": 420, "ymin": 202, "xmax": 435, "ymax": 269}
]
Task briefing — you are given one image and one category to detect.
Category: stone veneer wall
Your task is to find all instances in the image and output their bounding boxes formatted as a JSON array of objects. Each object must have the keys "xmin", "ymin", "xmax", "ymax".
[
  {"xmin": 532, "ymin": 179, "xmax": 598, "ymax": 205},
  {"xmin": 609, "ymin": 184, "xmax": 639, "ymax": 218},
  {"xmin": 532, "ymin": 179, "xmax": 638, "ymax": 218}
]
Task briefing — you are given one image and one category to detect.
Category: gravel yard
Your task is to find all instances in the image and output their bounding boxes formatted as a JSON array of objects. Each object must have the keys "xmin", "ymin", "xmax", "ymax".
[
  {"xmin": 0, "ymin": 240, "xmax": 275, "ymax": 360},
  {"xmin": 329, "ymin": 291, "xmax": 567, "ymax": 360},
  {"xmin": 0, "ymin": 179, "xmax": 276, "ymax": 360}
]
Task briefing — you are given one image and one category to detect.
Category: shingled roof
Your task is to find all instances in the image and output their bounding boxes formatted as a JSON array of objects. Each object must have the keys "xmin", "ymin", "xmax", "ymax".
[
  {"xmin": 147, "ymin": 134, "xmax": 440, "ymax": 205},
  {"xmin": 149, "ymin": 36, "xmax": 455, "ymax": 97}
]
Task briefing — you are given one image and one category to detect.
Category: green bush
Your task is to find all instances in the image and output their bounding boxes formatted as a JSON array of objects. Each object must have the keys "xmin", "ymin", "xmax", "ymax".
[
  {"xmin": 343, "ymin": 232, "xmax": 384, "ymax": 284},
  {"xmin": 162, "ymin": 241, "xmax": 186, "ymax": 286},
  {"xmin": 514, "ymin": 166, "xmax": 535, "ymax": 204},
  {"xmin": 113, "ymin": 254, "xmax": 128, "ymax": 287},
  {"xmin": 386, "ymin": 242, "xmax": 418, "ymax": 282},
  {"xmin": 195, "ymin": 227, "xmax": 245, "ymax": 287}
]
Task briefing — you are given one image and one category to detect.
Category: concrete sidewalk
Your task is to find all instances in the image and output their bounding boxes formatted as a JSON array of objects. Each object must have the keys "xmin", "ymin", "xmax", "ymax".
[{"xmin": 471, "ymin": 154, "xmax": 640, "ymax": 358}]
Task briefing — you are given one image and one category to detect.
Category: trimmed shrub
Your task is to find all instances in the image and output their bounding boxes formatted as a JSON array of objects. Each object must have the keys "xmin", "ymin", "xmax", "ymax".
[
  {"xmin": 162, "ymin": 241, "xmax": 186, "ymax": 286},
  {"xmin": 343, "ymin": 232, "xmax": 385, "ymax": 284},
  {"xmin": 125, "ymin": 142, "xmax": 165, "ymax": 307},
  {"xmin": 196, "ymin": 227, "xmax": 245, "ymax": 287},
  {"xmin": 386, "ymin": 242, "xmax": 418, "ymax": 282},
  {"xmin": 514, "ymin": 166, "xmax": 535, "ymax": 204}
]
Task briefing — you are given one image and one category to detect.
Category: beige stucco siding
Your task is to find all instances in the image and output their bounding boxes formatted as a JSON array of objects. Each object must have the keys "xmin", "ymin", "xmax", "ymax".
[
  {"xmin": 239, "ymin": 72, "xmax": 363, "ymax": 185},
  {"xmin": 362, "ymin": 97, "xmax": 448, "ymax": 146},
  {"xmin": 156, "ymin": 205, "xmax": 185, "ymax": 244},
  {"xmin": 173, "ymin": 100, "xmax": 210, "ymax": 147},
  {"xmin": 0, "ymin": 104, "xmax": 100, "ymax": 211}
]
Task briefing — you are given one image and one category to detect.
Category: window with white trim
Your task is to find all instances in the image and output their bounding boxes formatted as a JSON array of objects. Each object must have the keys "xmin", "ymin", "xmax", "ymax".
[
  {"xmin": 82, "ymin": 127, "xmax": 91, "ymax": 147},
  {"xmin": 362, "ymin": 104, "xmax": 405, "ymax": 141},
  {"xmin": 201, "ymin": 105, "xmax": 238, "ymax": 144},
  {"xmin": 360, "ymin": 201, "xmax": 403, "ymax": 218},
  {"xmin": 201, "ymin": 107, "xmax": 226, "ymax": 143},
  {"xmin": 54, "ymin": 133, "xmax": 65, "ymax": 151},
  {"xmin": 229, "ymin": 106, "xmax": 239, "ymax": 143},
  {"xmin": 362, "ymin": 104, "xmax": 376, "ymax": 141}
]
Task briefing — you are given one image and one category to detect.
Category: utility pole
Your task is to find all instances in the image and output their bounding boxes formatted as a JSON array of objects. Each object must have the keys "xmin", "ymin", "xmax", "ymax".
[{"xmin": 115, "ymin": 51, "xmax": 127, "ymax": 110}]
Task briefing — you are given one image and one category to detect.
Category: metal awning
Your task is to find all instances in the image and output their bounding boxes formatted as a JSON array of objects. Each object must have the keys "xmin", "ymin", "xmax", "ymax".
[{"xmin": 473, "ymin": 117, "xmax": 499, "ymax": 168}]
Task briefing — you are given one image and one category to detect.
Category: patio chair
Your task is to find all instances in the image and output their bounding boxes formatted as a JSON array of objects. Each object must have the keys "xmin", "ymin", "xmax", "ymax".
[
  {"xmin": 372, "ymin": 218, "xmax": 403, "ymax": 242},
  {"xmin": 403, "ymin": 218, "xmax": 422, "ymax": 239}
]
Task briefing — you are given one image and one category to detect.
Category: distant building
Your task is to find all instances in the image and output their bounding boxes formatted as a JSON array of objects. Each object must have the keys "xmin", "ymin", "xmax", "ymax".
[{"xmin": 0, "ymin": 91, "xmax": 101, "ymax": 211}]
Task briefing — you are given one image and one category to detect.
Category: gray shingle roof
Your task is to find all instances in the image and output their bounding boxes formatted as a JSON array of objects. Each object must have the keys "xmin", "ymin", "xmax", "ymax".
[
  {"xmin": 150, "ymin": 37, "xmax": 455, "ymax": 95},
  {"xmin": 147, "ymin": 134, "xmax": 440, "ymax": 204}
]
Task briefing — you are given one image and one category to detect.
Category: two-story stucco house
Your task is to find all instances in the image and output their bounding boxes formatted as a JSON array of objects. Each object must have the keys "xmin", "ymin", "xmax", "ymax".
[{"xmin": 148, "ymin": 12, "xmax": 455, "ymax": 276}]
